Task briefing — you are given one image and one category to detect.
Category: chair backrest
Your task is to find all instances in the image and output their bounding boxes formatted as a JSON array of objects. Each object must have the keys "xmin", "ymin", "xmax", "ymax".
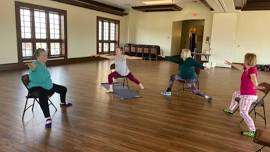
[
  {"xmin": 21, "ymin": 74, "xmax": 29, "ymax": 89},
  {"xmin": 258, "ymin": 82, "xmax": 270, "ymax": 98}
]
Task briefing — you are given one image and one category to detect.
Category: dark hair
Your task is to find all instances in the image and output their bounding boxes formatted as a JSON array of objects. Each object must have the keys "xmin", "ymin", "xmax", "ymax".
[
  {"xmin": 34, "ymin": 48, "xmax": 46, "ymax": 59},
  {"xmin": 110, "ymin": 63, "xmax": 115, "ymax": 70}
]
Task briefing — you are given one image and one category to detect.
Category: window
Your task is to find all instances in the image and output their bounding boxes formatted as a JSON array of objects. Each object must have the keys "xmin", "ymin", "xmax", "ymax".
[
  {"xmin": 15, "ymin": 2, "xmax": 67, "ymax": 62},
  {"xmin": 97, "ymin": 17, "xmax": 119, "ymax": 54}
]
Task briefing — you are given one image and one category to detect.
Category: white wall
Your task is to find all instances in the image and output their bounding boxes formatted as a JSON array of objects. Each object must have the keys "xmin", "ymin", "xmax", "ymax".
[
  {"xmin": 0, "ymin": 0, "xmax": 127, "ymax": 64},
  {"xmin": 0, "ymin": 0, "xmax": 18, "ymax": 64},
  {"xmin": 234, "ymin": 11, "xmax": 270, "ymax": 64},
  {"xmin": 127, "ymin": 2, "xmax": 213, "ymax": 56},
  {"xmin": 210, "ymin": 13, "xmax": 238, "ymax": 67},
  {"xmin": 171, "ymin": 21, "xmax": 182, "ymax": 56},
  {"xmin": 210, "ymin": 11, "xmax": 270, "ymax": 66}
]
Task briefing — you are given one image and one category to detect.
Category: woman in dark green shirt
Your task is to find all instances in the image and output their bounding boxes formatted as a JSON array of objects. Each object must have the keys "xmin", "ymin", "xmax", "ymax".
[
  {"xmin": 161, "ymin": 49, "xmax": 212, "ymax": 101},
  {"xmin": 26, "ymin": 48, "xmax": 72, "ymax": 128}
]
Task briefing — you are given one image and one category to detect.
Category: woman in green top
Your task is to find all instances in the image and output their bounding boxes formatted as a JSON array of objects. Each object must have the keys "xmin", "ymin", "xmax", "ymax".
[
  {"xmin": 161, "ymin": 49, "xmax": 212, "ymax": 101},
  {"xmin": 26, "ymin": 48, "xmax": 72, "ymax": 128}
]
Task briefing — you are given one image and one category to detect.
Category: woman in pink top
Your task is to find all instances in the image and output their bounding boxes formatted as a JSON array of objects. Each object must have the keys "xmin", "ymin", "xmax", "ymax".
[{"xmin": 223, "ymin": 53, "xmax": 263, "ymax": 138}]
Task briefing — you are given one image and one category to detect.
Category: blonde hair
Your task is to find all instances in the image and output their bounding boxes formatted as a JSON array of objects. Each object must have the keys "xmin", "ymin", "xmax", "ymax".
[
  {"xmin": 181, "ymin": 49, "xmax": 191, "ymax": 59},
  {"xmin": 34, "ymin": 48, "xmax": 46, "ymax": 59},
  {"xmin": 244, "ymin": 53, "xmax": 257, "ymax": 66}
]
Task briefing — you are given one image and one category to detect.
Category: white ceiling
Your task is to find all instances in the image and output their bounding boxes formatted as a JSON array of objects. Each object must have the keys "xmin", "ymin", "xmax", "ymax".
[{"xmin": 95, "ymin": 0, "xmax": 200, "ymax": 9}]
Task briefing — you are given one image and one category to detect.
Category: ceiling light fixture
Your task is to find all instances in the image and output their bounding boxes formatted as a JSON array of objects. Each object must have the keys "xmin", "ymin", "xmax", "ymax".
[{"xmin": 142, "ymin": 0, "xmax": 173, "ymax": 5}]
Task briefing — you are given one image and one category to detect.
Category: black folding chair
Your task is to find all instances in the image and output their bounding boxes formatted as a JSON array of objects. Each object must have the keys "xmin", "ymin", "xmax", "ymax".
[
  {"xmin": 21, "ymin": 74, "xmax": 57, "ymax": 120},
  {"xmin": 235, "ymin": 82, "xmax": 270, "ymax": 127},
  {"xmin": 110, "ymin": 64, "xmax": 129, "ymax": 88},
  {"xmin": 253, "ymin": 129, "xmax": 270, "ymax": 152}
]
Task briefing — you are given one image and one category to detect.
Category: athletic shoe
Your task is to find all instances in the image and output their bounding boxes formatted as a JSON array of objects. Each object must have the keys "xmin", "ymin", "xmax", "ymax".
[
  {"xmin": 60, "ymin": 103, "xmax": 72, "ymax": 108},
  {"xmin": 241, "ymin": 131, "xmax": 256, "ymax": 138},
  {"xmin": 205, "ymin": 95, "xmax": 212, "ymax": 102},
  {"xmin": 160, "ymin": 91, "xmax": 172, "ymax": 96},
  {"xmin": 45, "ymin": 119, "xmax": 52, "ymax": 128},
  {"xmin": 223, "ymin": 108, "xmax": 233, "ymax": 114}
]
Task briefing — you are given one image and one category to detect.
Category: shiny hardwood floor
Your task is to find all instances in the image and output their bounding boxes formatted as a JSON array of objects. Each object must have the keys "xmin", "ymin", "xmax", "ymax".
[{"xmin": 0, "ymin": 60, "xmax": 269, "ymax": 152}]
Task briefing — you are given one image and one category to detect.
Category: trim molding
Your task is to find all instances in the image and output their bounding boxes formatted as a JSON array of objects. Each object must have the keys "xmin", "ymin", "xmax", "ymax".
[
  {"xmin": 0, "ymin": 56, "xmax": 106, "ymax": 72},
  {"xmin": 132, "ymin": 4, "xmax": 182, "ymax": 12},
  {"xmin": 200, "ymin": 0, "xmax": 214, "ymax": 11},
  {"xmin": 52, "ymin": 0, "xmax": 127, "ymax": 16}
]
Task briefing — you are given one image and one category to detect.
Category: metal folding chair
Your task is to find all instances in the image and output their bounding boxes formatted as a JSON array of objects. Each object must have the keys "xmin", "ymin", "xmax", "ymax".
[
  {"xmin": 253, "ymin": 129, "xmax": 270, "ymax": 152},
  {"xmin": 234, "ymin": 82, "xmax": 270, "ymax": 127},
  {"xmin": 110, "ymin": 64, "xmax": 129, "ymax": 88},
  {"xmin": 21, "ymin": 74, "xmax": 57, "ymax": 120}
]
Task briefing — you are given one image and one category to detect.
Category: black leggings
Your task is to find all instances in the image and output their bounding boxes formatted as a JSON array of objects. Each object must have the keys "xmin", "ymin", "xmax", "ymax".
[{"xmin": 29, "ymin": 83, "xmax": 67, "ymax": 118}]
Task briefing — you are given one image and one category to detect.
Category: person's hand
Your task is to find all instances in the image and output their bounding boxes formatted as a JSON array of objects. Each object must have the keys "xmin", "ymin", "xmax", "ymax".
[
  {"xmin": 204, "ymin": 67, "xmax": 210, "ymax": 70},
  {"xmin": 25, "ymin": 63, "xmax": 36, "ymax": 69},
  {"xmin": 224, "ymin": 60, "xmax": 232, "ymax": 65}
]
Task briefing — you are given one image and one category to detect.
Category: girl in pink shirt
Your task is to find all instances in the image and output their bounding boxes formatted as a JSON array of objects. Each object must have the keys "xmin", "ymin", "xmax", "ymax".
[{"xmin": 223, "ymin": 53, "xmax": 263, "ymax": 138}]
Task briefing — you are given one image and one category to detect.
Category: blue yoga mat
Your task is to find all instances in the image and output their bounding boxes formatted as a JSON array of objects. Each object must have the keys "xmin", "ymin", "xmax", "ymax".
[{"xmin": 101, "ymin": 83, "xmax": 141, "ymax": 100}]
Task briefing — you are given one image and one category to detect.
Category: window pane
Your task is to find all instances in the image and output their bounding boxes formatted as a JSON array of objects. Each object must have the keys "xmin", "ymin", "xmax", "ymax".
[
  {"xmin": 36, "ymin": 42, "xmax": 47, "ymax": 51},
  {"xmin": 103, "ymin": 21, "xmax": 109, "ymax": 40},
  {"xmin": 110, "ymin": 23, "xmax": 115, "ymax": 40},
  {"xmin": 34, "ymin": 10, "xmax": 46, "ymax": 39},
  {"xmin": 103, "ymin": 43, "xmax": 108, "ymax": 52},
  {"xmin": 20, "ymin": 8, "xmax": 31, "ymax": 39},
  {"xmin": 98, "ymin": 21, "xmax": 102, "ymax": 40},
  {"xmin": 98, "ymin": 42, "xmax": 102, "ymax": 53},
  {"xmin": 50, "ymin": 43, "xmax": 60, "ymax": 55},
  {"xmin": 49, "ymin": 12, "xmax": 60, "ymax": 39},
  {"xmin": 110, "ymin": 43, "xmax": 115, "ymax": 52},
  {"xmin": 61, "ymin": 15, "xmax": 65, "ymax": 40},
  {"xmin": 115, "ymin": 24, "xmax": 119, "ymax": 41},
  {"xmin": 22, "ymin": 42, "xmax": 32, "ymax": 57}
]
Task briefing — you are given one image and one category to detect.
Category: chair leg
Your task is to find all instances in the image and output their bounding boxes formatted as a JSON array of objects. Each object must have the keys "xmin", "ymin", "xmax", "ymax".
[
  {"xmin": 256, "ymin": 146, "xmax": 265, "ymax": 152},
  {"xmin": 182, "ymin": 83, "xmax": 185, "ymax": 91},
  {"xmin": 22, "ymin": 98, "xmax": 29, "ymax": 120},
  {"xmin": 122, "ymin": 78, "xmax": 125, "ymax": 87},
  {"xmin": 255, "ymin": 107, "xmax": 257, "ymax": 120},
  {"xmin": 126, "ymin": 78, "xmax": 129, "ymax": 88},
  {"xmin": 49, "ymin": 99, "xmax": 57, "ymax": 112},
  {"xmin": 263, "ymin": 104, "xmax": 266, "ymax": 127},
  {"xmin": 32, "ymin": 98, "xmax": 37, "ymax": 112}
]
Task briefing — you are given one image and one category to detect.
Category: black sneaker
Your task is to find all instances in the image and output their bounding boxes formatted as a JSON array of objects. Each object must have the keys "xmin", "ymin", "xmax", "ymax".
[
  {"xmin": 45, "ymin": 119, "xmax": 52, "ymax": 128},
  {"xmin": 60, "ymin": 103, "xmax": 72, "ymax": 108}
]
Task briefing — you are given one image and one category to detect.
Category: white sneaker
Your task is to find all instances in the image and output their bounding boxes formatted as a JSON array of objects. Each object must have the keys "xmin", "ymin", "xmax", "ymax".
[
  {"xmin": 106, "ymin": 85, "xmax": 113, "ymax": 93},
  {"xmin": 160, "ymin": 91, "xmax": 172, "ymax": 96}
]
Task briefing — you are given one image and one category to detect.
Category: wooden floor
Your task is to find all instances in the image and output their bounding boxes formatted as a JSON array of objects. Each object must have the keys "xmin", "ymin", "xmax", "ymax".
[{"xmin": 0, "ymin": 60, "xmax": 269, "ymax": 152}]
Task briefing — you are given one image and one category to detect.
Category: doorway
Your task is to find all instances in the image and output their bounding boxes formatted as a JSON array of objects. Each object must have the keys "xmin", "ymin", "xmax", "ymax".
[{"xmin": 171, "ymin": 20, "xmax": 205, "ymax": 56}]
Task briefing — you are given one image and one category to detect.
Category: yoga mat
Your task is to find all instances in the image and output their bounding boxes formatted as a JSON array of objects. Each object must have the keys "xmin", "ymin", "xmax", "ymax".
[{"xmin": 101, "ymin": 83, "xmax": 141, "ymax": 100}]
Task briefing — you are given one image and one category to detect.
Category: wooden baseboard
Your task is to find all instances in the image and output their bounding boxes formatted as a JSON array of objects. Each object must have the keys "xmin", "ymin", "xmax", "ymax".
[{"xmin": 0, "ymin": 56, "xmax": 106, "ymax": 72}]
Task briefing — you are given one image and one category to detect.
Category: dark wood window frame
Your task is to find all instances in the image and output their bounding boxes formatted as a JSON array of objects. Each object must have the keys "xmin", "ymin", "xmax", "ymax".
[
  {"xmin": 97, "ymin": 16, "xmax": 120, "ymax": 54},
  {"xmin": 15, "ymin": 1, "xmax": 68, "ymax": 63}
]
